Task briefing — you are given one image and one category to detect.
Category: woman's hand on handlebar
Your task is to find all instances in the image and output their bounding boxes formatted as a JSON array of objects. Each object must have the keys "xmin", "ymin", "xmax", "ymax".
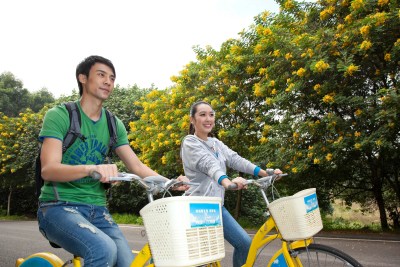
[{"xmin": 221, "ymin": 177, "xmax": 247, "ymax": 190}]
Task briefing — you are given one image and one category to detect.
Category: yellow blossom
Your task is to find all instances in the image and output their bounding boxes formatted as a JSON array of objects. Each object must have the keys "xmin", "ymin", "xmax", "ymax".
[
  {"xmin": 354, "ymin": 143, "xmax": 361, "ymax": 149},
  {"xmin": 325, "ymin": 153, "xmax": 333, "ymax": 161},
  {"xmin": 384, "ymin": 53, "xmax": 391, "ymax": 61},
  {"xmin": 320, "ymin": 6, "xmax": 335, "ymax": 20},
  {"xmin": 376, "ymin": 140, "xmax": 382, "ymax": 146},
  {"xmin": 360, "ymin": 40, "xmax": 372, "ymax": 51},
  {"xmin": 355, "ymin": 131, "xmax": 361, "ymax": 137},
  {"xmin": 285, "ymin": 53, "xmax": 292, "ymax": 60},
  {"xmin": 359, "ymin": 25, "xmax": 370, "ymax": 37},
  {"xmin": 269, "ymin": 80, "xmax": 275, "ymax": 87},
  {"xmin": 254, "ymin": 83, "xmax": 263, "ymax": 97},
  {"xmin": 181, "ymin": 121, "xmax": 189, "ymax": 130},
  {"xmin": 259, "ymin": 137, "xmax": 269, "ymax": 144},
  {"xmin": 271, "ymin": 88, "xmax": 277, "ymax": 95},
  {"xmin": 273, "ymin": 50, "xmax": 280, "ymax": 57},
  {"xmin": 246, "ymin": 66, "xmax": 255, "ymax": 74},
  {"xmin": 313, "ymin": 84, "xmax": 321, "ymax": 93},
  {"xmin": 354, "ymin": 109, "xmax": 362, "ymax": 116},
  {"xmin": 345, "ymin": 14, "xmax": 352, "ymax": 23},
  {"xmin": 265, "ymin": 98, "xmax": 273, "ymax": 105},
  {"xmin": 263, "ymin": 28, "xmax": 272, "ymax": 35},
  {"xmin": 314, "ymin": 60, "xmax": 330, "ymax": 73},
  {"xmin": 351, "ymin": 0, "xmax": 364, "ymax": 10},
  {"xmin": 314, "ymin": 158, "xmax": 320, "ymax": 164},
  {"xmin": 373, "ymin": 12, "xmax": 387, "ymax": 26},
  {"xmin": 230, "ymin": 45, "xmax": 241, "ymax": 54},
  {"xmin": 254, "ymin": 44, "xmax": 264, "ymax": 54},
  {"xmin": 284, "ymin": 0, "xmax": 294, "ymax": 9},
  {"xmin": 229, "ymin": 85, "xmax": 238, "ymax": 93},
  {"xmin": 322, "ymin": 94, "xmax": 335, "ymax": 103},
  {"xmin": 345, "ymin": 64, "xmax": 359, "ymax": 76},
  {"xmin": 297, "ymin": 68, "xmax": 306, "ymax": 77},
  {"xmin": 286, "ymin": 83, "xmax": 295, "ymax": 92},
  {"xmin": 161, "ymin": 156, "xmax": 167, "ymax": 165},
  {"xmin": 292, "ymin": 167, "xmax": 298, "ymax": 173}
]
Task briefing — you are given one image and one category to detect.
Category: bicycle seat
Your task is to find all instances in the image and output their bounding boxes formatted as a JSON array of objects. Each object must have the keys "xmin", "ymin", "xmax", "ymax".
[{"xmin": 49, "ymin": 241, "xmax": 61, "ymax": 248}]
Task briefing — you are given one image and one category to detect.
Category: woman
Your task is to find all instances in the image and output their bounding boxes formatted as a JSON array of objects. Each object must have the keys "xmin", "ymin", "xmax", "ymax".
[{"xmin": 180, "ymin": 100, "xmax": 282, "ymax": 267}]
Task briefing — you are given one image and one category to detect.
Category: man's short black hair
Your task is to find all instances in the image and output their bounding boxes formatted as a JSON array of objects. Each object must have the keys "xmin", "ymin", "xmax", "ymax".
[{"xmin": 76, "ymin": 55, "xmax": 116, "ymax": 96}]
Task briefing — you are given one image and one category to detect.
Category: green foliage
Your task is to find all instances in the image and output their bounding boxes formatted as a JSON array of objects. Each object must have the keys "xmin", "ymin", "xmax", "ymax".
[
  {"xmin": 111, "ymin": 213, "xmax": 143, "ymax": 225},
  {"xmin": 0, "ymin": 72, "xmax": 55, "ymax": 116},
  {"xmin": 1, "ymin": 1, "xmax": 399, "ymax": 230}
]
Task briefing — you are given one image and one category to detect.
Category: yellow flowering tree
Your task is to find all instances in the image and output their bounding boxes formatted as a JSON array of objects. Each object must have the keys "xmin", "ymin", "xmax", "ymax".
[
  {"xmin": 256, "ymin": 0, "xmax": 400, "ymax": 229},
  {"xmin": 0, "ymin": 108, "xmax": 46, "ymax": 215}
]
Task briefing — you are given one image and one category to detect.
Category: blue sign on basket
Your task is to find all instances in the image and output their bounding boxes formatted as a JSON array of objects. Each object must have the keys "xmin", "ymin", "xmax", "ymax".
[
  {"xmin": 189, "ymin": 203, "xmax": 221, "ymax": 228},
  {"xmin": 304, "ymin": 193, "xmax": 319, "ymax": 213}
]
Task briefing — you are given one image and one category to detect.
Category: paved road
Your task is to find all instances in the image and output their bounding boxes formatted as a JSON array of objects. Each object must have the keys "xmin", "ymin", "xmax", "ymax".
[{"xmin": 1, "ymin": 221, "xmax": 399, "ymax": 267}]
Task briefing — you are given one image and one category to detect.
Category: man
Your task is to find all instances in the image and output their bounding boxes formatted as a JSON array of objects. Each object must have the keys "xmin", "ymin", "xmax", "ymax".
[{"xmin": 37, "ymin": 55, "xmax": 186, "ymax": 266}]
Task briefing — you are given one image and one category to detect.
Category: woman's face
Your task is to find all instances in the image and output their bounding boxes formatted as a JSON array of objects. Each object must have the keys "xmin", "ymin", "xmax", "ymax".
[{"xmin": 191, "ymin": 103, "xmax": 215, "ymax": 138}]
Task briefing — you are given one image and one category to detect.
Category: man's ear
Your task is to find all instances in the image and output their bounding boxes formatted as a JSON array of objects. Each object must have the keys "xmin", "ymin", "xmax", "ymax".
[{"xmin": 78, "ymin": 74, "xmax": 87, "ymax": 84}]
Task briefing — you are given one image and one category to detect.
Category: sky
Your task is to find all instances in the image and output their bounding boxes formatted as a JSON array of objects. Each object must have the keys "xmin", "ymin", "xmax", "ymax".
[{"xmin": 0, "ymin": 0, "xmax": 279, "ymax": 98}]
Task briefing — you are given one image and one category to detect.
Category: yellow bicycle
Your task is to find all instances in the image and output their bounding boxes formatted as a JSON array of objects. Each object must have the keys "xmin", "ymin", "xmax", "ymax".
[
  {"xmin": 16, "ymin": 173, "xmax": 224, "ymax": 267},
  {"xmin": 16, "ymin": 173, "xmax": 363, "ymax": 267},
  {"xmin": 217, "ymin": 174, "xmax": 363, "ymax": 267}
]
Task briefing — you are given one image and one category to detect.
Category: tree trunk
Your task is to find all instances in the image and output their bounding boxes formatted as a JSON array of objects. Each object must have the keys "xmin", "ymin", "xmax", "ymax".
[
  {"xmin": 7, "ymin": 186, "xmax": 12, "ymax": 216},
  {"xmin": 234, "ymin": 190, "xmax": 242, "ymax": 220},
  {"xmin": 371, "ymin": 167, "xmax": 389, "ymax": 230},
  {"xmin": 234, "ymin": 172, "xmax": 244, "ymax": 220}
]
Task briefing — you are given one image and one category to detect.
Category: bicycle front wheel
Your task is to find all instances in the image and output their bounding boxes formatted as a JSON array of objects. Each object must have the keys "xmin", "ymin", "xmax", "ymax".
[{"xmin": 292, "ymin": 243, "xmax": 363, "ymax": 267}]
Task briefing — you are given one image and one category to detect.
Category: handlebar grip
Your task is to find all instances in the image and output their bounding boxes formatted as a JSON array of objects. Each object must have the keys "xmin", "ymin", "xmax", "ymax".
[
  {"xmin": 227, "ymin": 183, "xmax": 238, "ymax": 190},
  {"xmin": 90, "ymin": 170, "xmax": 102, "ymax": 180}
]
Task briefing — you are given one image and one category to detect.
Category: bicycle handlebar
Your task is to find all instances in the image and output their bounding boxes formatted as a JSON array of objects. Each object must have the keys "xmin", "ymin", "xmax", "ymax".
[
  {"xmin": 226, "ymin": 173, "xmax": 288, "ymax": 190},
  {"xmin": 89, "ymin": 171, "xmax": 198, "ymax": 202}
]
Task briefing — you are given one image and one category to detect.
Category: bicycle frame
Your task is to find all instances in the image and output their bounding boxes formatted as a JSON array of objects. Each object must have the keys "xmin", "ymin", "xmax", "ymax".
[
  {"xmin": 16, "ymin": 174, "xmax": 194, "ymax": 267},
  {"xmin": 243, "ymin": 215, "xmax": 312, "ymax": 267}
]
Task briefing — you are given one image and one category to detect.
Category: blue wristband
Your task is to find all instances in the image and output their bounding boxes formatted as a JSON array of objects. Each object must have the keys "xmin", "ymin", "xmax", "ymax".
[
  {"xmin": 218, "ymin": 175, "xmax": 228, "ymax": 185},
  {"xmin": 254, "ymin": 166, "xmax": 261, "ymax": 176}
]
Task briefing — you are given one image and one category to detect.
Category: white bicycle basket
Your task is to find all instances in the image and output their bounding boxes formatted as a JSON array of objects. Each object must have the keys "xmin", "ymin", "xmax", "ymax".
[
  {"xmin": 268, "ymin": 188, "xmax": 323, "ymax": 240},
  {"xmin": 140, "ymin": 196, "xmax": 225, "ymax": 267}
]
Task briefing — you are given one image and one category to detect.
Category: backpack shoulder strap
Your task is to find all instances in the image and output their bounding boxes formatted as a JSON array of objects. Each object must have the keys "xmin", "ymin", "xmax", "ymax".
[
  {"xmin": 63, "ymin": 102, "xmax": 86, "ymax": 152},
  {"xmin": 105, "ymin": 108, "xmax": 118, "ymax": 150}
]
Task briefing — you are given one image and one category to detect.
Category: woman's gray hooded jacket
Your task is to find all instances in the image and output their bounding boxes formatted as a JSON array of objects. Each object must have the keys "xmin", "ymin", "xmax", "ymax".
[{"xmin": 180, "ymin": 135, "xmax": 257, "ymax": 204}]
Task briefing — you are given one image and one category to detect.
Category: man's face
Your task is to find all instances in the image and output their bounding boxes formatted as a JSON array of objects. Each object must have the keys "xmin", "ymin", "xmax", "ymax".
[{"xmin": 80, "ymin": 62, "xmax": 115, "ymax": 100}]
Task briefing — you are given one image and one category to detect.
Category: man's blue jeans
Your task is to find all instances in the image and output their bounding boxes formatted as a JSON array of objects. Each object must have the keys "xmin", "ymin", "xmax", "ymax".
[
  {"xmin": 37, "ymin": 201, "xmax": 134, "ymax": 267},
  {"xmin": 222, "ymin": 206, "xmax": 252, "ymax": 267}
]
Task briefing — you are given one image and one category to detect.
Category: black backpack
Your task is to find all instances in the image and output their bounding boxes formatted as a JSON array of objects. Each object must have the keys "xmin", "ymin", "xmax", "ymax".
[{"xmin": 35, "ymin": 102, "xmax": 118, "ymax": 199}]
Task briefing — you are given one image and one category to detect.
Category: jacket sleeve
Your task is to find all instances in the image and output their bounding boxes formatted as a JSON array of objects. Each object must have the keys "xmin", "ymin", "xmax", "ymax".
[
  {"xmin": 216, "ymin": 139, "xmax": 257, "ymax": 175},
  {"xmin": 181, "ymin": 135, "xmax": 226, "ymax": 183}
]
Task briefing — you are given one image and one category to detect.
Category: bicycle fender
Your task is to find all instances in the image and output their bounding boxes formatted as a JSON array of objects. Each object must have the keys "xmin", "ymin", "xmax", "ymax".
[
  {"xmin": 16, "ymin": 252, "xmax": 64, "ymax": 267},
  {"xmin": 267, "ymin": 249, "xmax": 290, "ymax": 267}
]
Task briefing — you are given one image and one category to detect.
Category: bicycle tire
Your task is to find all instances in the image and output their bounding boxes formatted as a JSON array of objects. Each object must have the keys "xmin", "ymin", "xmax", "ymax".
[{"xmin": 292, "ymin": 243, "xmax": 363, "ymax": 267}]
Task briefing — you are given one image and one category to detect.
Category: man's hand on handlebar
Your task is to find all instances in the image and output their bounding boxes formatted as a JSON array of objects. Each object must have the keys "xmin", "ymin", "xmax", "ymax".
[{"xmin": 88, "ymin": 164, "xmax": 118, "ymax": 183}]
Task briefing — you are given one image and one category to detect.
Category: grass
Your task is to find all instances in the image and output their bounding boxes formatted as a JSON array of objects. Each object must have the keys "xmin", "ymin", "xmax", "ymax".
[
  {"xmin": 0, "ymin": 200, "xmax": 396, "ymax": 234},
  {"xmin": 238, "ymin": 199, "xmax": 388, "ymax": 233},
  {"xmin": 322, "ymin": 199, "xmax": 383, "ymax": 232}
]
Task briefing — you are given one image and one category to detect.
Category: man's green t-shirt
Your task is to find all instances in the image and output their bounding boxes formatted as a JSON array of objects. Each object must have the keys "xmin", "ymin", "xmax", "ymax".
[{"xmin": 38, "ymin": 101, "xmax": 129, "ymax": 206}]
